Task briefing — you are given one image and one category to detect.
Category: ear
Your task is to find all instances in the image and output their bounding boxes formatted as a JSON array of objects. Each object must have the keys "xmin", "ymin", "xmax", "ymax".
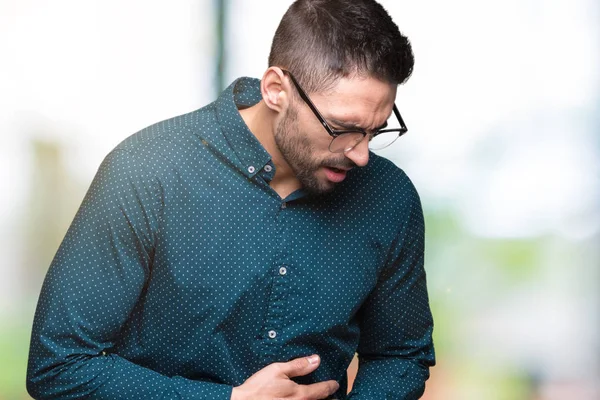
[{"xmin": 260, "ymin": 67, "xmax": 291, "ymax": 113}]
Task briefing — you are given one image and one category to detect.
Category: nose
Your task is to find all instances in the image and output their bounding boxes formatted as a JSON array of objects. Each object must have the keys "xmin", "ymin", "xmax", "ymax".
[{"xmin": 344, "ymin": 137, "xmax": 370, "ymax": 167}]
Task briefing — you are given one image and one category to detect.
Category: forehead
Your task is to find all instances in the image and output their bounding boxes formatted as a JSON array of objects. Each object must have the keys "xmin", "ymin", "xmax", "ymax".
[{"xmin": 311, "ymin": 75, "xmax": 397, "ymax": 128}]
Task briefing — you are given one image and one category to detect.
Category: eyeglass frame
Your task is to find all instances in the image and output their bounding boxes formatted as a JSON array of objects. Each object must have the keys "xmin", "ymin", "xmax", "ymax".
[{"xmin": 280, "ymin": 69, "xmax": 408, "ymax": 153}]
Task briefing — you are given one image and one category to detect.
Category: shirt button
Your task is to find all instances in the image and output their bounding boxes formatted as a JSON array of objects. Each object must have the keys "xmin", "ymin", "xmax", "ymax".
[
  {"xmin": 281, "ymin": 202, "xmax": 287, "ymax": 209},
  {"xmin": 264, "ymin": 165, "xmax": 273, "ymax": 172},
  {"xmin": 268, "ymin": 330, "xmax": 277, "ymax": 339},
  {"xmin": 279, "ymin": 266, "xmax": 287, "ymax": 276},
  {"xmin": 248, "ymin": 166, "xmax": 256, "ymax": 174}
]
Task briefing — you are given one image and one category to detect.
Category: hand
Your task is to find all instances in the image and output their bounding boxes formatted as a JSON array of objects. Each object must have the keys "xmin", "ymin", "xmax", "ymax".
[{"xmin": 230, "ymin": 354, "xmax": 339, "ymax": 400}]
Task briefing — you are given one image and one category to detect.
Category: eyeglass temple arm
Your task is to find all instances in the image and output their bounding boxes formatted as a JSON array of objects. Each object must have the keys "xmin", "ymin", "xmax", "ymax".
[
  {"xmin": 281, "ymin": 69, "xmax": 334, "ymax": 134},
  {"xmin": 393, "ymin": 104, "xmax": 408, "ymax": 132},
  {"xmin": 283, "ymin": 69, "xmax": 407, "ymax": 135}
]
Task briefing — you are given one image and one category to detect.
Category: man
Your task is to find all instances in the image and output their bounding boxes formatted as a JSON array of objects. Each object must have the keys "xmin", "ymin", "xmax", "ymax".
[{"xmin": 27, "ymin": 0, "xmax": 435, "ymax": 399}]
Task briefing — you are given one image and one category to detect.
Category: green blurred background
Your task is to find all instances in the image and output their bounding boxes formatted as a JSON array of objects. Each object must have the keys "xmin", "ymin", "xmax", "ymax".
[{"xmin": 1, "ymin": 0, "xmax": 598, "ymax": 399}]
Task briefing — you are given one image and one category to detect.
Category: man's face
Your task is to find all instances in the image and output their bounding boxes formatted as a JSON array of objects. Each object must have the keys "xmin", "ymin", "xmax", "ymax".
[
  {"xmin": 274, "ymin": 74, "xmax": 397, "ymax": 194},
  {"xmin": 274, "ymin": 104, "xmax": 352, "ymax": 194}
]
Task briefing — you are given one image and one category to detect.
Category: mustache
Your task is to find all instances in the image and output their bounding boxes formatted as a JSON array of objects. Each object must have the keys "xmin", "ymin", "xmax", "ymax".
[{"xmin": 320, "ymin": 158, "xmax": 357, "ymax": 170}]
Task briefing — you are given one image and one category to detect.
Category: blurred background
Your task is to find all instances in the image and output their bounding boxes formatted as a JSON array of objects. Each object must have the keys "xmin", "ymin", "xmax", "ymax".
[{"xmin": 1, "ymin": 0, "xmax": 598, "ymax": 398}]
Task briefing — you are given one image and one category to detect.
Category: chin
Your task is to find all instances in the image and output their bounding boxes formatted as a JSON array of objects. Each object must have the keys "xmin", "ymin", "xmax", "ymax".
[{"xmin": 301, "ymin": 177, "xmax": 336, "ymax": 195}]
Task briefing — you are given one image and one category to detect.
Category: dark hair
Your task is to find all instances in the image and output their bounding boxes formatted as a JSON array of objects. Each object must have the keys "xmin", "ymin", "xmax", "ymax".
[{"xmin": 268, "ymin": 0, "xmax": 414, "ymax": 94}]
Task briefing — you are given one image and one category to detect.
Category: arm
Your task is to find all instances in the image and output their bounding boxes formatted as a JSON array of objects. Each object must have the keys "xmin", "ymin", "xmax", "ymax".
[
  {"xmin": 26, "ymin": 149, "xmax": 232, "ymax": 399},
  {"xmin": 348, "ymin": 185, "xmax": 435, "ymax": 399}
]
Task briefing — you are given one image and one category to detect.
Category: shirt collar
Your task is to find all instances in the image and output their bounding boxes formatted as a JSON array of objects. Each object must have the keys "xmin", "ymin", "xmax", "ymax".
[{"xmin": 212, "ymin": 77, "xmax": 272, "ymax": 179}]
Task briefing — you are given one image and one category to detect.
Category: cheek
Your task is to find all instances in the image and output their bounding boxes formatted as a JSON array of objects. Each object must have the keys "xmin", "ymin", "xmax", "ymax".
[
  {"xmin": 303, "ymin": 124, "xmax": 334, "ymax": 153},
  {"xmin": 295, "ymin": 108, "xmax": 332, "ymax": 148}
]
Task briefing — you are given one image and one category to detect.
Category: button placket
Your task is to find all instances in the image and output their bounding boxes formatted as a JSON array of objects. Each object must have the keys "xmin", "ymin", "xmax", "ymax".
[{"xmin": 260, "ymin": 198, "xmax": 292, "ymax": 363}]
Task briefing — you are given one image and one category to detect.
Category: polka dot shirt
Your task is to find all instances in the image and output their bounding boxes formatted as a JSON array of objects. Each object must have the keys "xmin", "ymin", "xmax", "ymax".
[{"xmin": 27, "ymin": 78, "xmax": 435, "ymax": 400}]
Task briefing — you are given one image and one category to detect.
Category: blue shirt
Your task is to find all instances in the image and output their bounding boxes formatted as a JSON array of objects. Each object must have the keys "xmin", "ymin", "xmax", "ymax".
[{"xmin": 27, "ymin": 78, "xmax": 435, "ymax": 399}]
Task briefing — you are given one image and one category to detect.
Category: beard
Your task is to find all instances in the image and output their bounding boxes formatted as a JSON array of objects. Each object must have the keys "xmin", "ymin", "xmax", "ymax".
[{"xmin": 274, "ymin": 105, "xmax": 354, "ymax": 194}]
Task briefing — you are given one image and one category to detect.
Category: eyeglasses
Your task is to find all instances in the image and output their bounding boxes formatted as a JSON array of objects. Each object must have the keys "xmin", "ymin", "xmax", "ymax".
[{"xmin": 281, "ymin": 69, "xmax": 408, "ymax": 153}]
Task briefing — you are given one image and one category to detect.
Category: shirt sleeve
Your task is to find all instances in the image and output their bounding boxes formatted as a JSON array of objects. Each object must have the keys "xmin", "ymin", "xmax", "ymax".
[
  {"xmin": 26, "ymin": 149, "xmax": 233, "ymax": 400},
  {"xmin": 348, "ymin": 182, "xmax": 435, "ymax": 399}
]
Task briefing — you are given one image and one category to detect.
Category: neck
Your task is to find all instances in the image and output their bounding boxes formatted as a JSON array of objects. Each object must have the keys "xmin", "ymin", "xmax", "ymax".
[{"xmin": 239, "ymin": 102, "xmax": 301, "ymax": 198}]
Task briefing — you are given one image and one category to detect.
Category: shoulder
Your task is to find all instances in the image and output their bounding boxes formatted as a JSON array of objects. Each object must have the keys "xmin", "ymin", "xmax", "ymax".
[
  {"xmin": 98, "ymin": 103, "xmax": 218, "ymax": 178},
  {"xmin": 323, "ymin": 153, "xmax": 424, "ymax": 253},
  {"xmin": 114, "ymin": 103, "xmax": 217, "ymax": 160},
  {"xmin": 346, "ymin": 152, "xmax": 422, "ymax": 211}
]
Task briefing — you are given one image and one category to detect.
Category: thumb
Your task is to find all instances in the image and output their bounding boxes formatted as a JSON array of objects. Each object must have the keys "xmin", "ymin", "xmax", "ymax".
[{"xmin": 278, "ymin": 354, "xmax": 321, "ymax": 378}]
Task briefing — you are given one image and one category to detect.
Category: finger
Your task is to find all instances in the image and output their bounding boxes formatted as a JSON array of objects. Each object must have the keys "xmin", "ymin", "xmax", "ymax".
[
  {"xmin": 299, "ymin": 380, "xmax": 340, "ymax": 400},
  {"xmin": 277, "ymin": 354, "xmax": 321, "ymax": 378}
]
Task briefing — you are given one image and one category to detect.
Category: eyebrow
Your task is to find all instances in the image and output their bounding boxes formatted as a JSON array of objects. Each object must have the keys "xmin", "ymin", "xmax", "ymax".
[{"xmin": 328, "ymin": 118, "xmax": 388, "ymax": 132}]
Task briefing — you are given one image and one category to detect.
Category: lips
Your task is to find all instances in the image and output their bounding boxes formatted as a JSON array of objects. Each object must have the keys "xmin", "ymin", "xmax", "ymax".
[{"xmin": 323, "ymin": 166, "xmax": 350, "ymax": 183}]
